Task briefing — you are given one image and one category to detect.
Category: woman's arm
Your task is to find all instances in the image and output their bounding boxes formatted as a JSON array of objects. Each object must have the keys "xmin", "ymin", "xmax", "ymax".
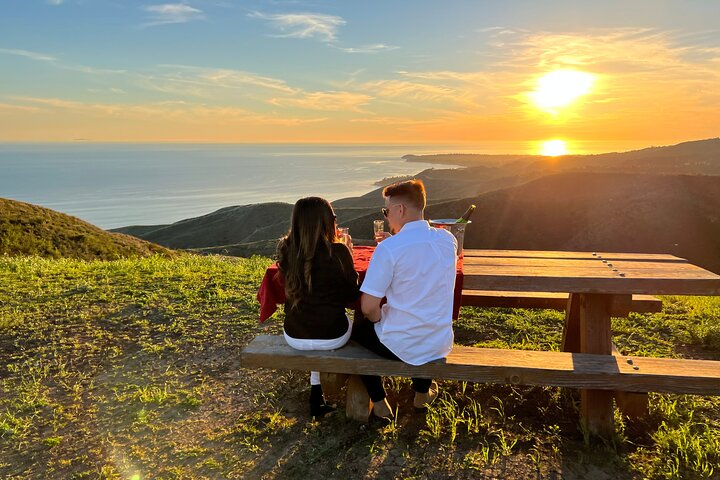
[{"xmin": 333, "ymin": 243, "xmax": 360, "ymax": 302}]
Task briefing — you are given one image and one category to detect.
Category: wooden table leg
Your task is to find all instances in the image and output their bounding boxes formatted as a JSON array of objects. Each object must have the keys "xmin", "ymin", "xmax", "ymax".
[
  {"xmin": 561, "ymin": 293, "xmax": 581, "ymax": 353},
  {"xmin": 579, "ymin": 293, "xmax": 615, "ymax": 438}
]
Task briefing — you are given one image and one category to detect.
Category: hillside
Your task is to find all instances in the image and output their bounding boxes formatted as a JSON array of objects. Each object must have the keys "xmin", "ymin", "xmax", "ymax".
[
  {"xmin": 0, "ymin": 198, "xmax": 172, "ymax": 260},
  {"xmin": 112, "ymin": 202, "xmax": 294, "ymax": 249},
  {"xmin": 431, "ymin": 173, "xmax": 720, "ymax": 273},
  {"xmin": 332, "ymin": 165, "xmax": 535, "ymax": 208}
]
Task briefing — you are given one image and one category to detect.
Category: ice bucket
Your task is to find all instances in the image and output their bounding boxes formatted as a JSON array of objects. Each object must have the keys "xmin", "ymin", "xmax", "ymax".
[{"xmin": 429, "ymin": 219, "xmax": 471, "ymax": 256}]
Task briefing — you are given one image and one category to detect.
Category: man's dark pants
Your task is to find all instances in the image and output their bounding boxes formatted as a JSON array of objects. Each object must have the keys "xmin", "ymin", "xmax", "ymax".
[{"xmin": 351, "ymin": 314, "xmax": 432, "ymax": 402}]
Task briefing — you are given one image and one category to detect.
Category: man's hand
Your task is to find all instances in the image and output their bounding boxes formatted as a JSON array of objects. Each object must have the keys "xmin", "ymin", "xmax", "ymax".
[
  {"xmin": 374, "ymin": 231, "xmax": 391, "ymax": 244},
  {"xmin": 360, "ymin": 293, "xmax": 382, "ymax": 322}
]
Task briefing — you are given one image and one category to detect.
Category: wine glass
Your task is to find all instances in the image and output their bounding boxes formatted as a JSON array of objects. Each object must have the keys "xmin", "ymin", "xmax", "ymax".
[
  {"xmin": 337, "ymin": 227, "xmax": 350, "ymax": 246},
  {"xmin": 373, "ymin": 220, "xmax": 385, "ymax": 236},
  {"xmin": 373, "ymin": 220, "xmax": 386, "ymax": 244}
]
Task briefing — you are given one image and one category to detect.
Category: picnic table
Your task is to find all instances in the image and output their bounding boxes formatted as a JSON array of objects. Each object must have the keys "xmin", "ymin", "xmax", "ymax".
[
  {"xmin": 247, "ymin": 246, "xmax": 720, "ymax": 435},
  {"xmin": 462, "ymin": 249, "xmax": 720, "ymax": 436}
]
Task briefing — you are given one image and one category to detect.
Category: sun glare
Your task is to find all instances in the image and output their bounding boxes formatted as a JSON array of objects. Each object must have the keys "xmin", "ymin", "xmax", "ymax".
[
  {"xmin": 530, "ymin": 70, "xmax": 595, "ymax": 113},
  {"xmin": 541, "ymin": 140, "xmax": 567, "ymax": 156}
]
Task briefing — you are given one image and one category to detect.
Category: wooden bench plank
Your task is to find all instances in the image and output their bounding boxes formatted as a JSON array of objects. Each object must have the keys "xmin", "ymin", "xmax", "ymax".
[
  {"xmin": 463, "ymin": 250, "xmax": 686, "ymax": 262},
  {"xmin": 461, "ymin": 291, "xmax": 662, "ymax": 314},
  {"xmin": 461, "ymin": 274, "xmax": 720, "ymax": 296},
  {"xmin": 241, "ymin": 336, "xmax": 720, "ymax": 396},
  {"xmin": 463, "ymin": 257, "xmax": 699, "ymax": 270}
]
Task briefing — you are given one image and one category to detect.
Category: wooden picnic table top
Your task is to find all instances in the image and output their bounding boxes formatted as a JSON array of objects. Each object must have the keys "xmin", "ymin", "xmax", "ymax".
[{"xmin": 462, "ymin": 249, "xmax": 720, "ymax": 296}]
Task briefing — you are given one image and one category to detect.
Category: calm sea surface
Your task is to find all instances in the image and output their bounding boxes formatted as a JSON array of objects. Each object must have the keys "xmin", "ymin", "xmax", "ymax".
[{"xmin": 0, "ymin": 141, "xmax": 645, "ymax": 229}]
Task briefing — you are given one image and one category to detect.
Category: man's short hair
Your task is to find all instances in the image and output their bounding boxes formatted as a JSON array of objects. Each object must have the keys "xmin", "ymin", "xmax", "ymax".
[{"xmin": 383, "ymin": 179, "xmax": 426, "ymax": 210}]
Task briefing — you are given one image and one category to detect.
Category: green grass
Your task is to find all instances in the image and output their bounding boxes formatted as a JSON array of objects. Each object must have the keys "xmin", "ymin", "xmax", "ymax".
[{"xmin": 1, "ymin": 254, "xmax": 719, "ymax": 479}]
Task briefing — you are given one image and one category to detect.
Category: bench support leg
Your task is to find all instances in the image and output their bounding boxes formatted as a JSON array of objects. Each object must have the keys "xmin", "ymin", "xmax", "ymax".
[
  {"xmin": 611, "ymin": 344, "xmax": 649, "ymax": 419},
  {"xmin": 346, "ymin": 375, "xmax": 371, "ymax": 422},
  {"xmin": 320, "ymin": 372, "xmax": 349, "ymax": 398},
  {"xmin": 615, "ymin": 391, "xmax": 649, "ymax": 419},
  {"xmin": 579, "ymin": 293, "xmax": 615, "ymax": 438}
]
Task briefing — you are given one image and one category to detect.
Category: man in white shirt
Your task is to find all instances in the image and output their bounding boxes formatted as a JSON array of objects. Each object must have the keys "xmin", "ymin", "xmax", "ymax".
[{"xmin": 352, "ymin": 179, "xmax": 457, "ymax": 418}]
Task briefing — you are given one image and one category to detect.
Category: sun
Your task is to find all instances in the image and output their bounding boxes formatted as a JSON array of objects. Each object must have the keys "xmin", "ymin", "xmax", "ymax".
[
  {"xmin": 530, "ymin": 70, "xmax": 595, "ymax": 113},
  {"xmin": 540, "ymin": 140, "xmax": 567, "ymax": 156}
]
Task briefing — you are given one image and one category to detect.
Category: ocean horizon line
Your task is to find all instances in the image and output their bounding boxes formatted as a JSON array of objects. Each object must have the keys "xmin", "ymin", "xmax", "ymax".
[{"xmin": 0, "ymin": 138, "xmax": 691, "ymax": 155}]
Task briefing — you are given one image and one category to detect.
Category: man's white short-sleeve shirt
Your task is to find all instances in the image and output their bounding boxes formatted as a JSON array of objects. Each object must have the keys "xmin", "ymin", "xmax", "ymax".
[{"xmin": 360, "ymin": 220, "xmax": 457, "ymax": 365}]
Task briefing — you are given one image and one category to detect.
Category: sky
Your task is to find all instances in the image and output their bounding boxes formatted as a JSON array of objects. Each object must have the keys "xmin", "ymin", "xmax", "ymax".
[{"xmin": 1, "ymin": 0, "xmax": 719, "ymax": 149}]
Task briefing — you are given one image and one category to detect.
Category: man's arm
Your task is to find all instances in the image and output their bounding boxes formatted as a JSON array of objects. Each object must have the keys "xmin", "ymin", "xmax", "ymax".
[
  {"xmin": 360, "ymin": 292, "xmax": 383, "ymax": 323},
  {"xmin": 360, "ymin": 243, "xmax": 393, "ymax": 323}
]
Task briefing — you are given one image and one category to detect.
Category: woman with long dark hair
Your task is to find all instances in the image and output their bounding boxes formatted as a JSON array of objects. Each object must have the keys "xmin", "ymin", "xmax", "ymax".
[{"xmin": 276, "ymin": 197, "xmax": 360, "ymax": 419}]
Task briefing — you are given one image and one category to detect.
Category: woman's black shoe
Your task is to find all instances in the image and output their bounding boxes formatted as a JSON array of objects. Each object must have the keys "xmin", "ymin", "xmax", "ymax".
[
  {"xmin": 309, "ymin": 384, "xmax": 336, "ymax": 420},
  {"xmin": 310, "ymin": 402, "xmax": 337, "ymax": 419}
]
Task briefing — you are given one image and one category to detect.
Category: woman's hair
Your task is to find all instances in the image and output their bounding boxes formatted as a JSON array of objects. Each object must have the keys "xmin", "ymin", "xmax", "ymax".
[
  {"xmin": 383, "ymin": 179, "xmax": 426, "ymax": 210},
  {"xmin": 276, "ymin": 197, "xmax": 339, "ymax": 309}
]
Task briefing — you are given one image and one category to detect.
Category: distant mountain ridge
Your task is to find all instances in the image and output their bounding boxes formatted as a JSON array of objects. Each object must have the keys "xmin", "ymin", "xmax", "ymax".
[
  {"xmin": 337, "ymin": 138, "xmax": 720, "ymax": 208},
  {"xmin": 0, "ymin": 198, "xmax": 172, "ymax": 260},
  {"xmin": 404, "ymin": 138, "xmax": 720, "ymax": 171}
]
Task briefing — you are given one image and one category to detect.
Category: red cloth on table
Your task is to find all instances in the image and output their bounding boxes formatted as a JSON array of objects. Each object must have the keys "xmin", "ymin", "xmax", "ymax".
[{"xmin": 257, "ymin": 245, "xmax": 464, "ymax": 322}]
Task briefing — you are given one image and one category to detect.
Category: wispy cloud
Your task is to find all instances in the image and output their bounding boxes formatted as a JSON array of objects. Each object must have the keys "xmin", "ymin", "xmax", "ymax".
[
  {"xmin": 141, "ymin": 3, "xmax": 205, "ymax": 27},
  {"xmin": 269, "ymin": 91, "xmax": 372, "ymax": 111},
  {"xmin": 6, "ymin": 95, "xmax": 327, "ymax": 127},
  {"xmin": 360, "ymin": 79, "xmax": 457, "ymax": 102},
  {"xmin": 47, "ymin": 0, "xmax": 64, "ymax": 5},
  {"xmin": 0, "ymin": 102, "xmax": 43, "ymax": 113},
  {"xmin": 249, "ymin": 12, "xmax": 345, "ymax": 42},
  {"xmin": 249, "ymin": 11, "xmax": 397, "ymax": 54},
  {"xmin": 88, "ymin": 87, "xmax": 127, "ymax": 95},
  {"xmin": 334, "ymin": 43, "xmax": 398, "ymax": 54},
  {"xmin": 0, "ymin": 48, "xmax": 57, "ymax": 62},
  {"xmin": 0, "ymin": 47, "xmax": 127, "ymax": 77},
  {"xmin": 349, "ymin": 115, "xmax": 437, "ymax": 127},
  {"xmin": 144, "ymin": 64, "xmax": 299, "ymax": 97}
]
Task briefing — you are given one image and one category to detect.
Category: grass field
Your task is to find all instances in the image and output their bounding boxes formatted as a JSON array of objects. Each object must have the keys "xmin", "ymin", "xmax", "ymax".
[{"xmin": 1, "ymin": 254, "xmax": 719, "ymax": 479}]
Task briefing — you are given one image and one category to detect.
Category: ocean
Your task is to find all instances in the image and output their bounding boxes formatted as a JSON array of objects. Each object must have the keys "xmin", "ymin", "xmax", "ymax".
[
  {"xmin": 0, "ymin": 143, "xmax": 459, "ymax": 229},
  {"xmin": 0, "ymin": 141, "xmax": 647, "ymax": 229}
]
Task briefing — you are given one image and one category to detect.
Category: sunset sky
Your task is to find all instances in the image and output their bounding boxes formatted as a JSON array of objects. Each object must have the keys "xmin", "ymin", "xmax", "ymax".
[{"xmin": 1, "ymin": 0, "xmax": 719, "ymax": 149}]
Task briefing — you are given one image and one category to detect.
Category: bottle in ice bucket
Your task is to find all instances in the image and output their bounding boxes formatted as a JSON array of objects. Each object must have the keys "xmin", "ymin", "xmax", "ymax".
[{"xmin": 456, "ymin": 204, "xmax": 476, "ymax": 223}]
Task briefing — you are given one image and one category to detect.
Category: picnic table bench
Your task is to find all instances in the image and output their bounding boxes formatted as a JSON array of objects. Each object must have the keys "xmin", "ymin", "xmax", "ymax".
[
  {"xmin": 244, "ymin": 248, "xmax": 720, "ymax": 436},
  {"xmin": 242, "ymin": 335, "xmax": 720, "ymax": 421}
]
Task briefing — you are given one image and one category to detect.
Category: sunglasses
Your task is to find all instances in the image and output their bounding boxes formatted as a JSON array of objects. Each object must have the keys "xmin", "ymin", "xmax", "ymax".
[{"xmin": 381, "ymin": 204, "xmax": 403, "ymax": 217}]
